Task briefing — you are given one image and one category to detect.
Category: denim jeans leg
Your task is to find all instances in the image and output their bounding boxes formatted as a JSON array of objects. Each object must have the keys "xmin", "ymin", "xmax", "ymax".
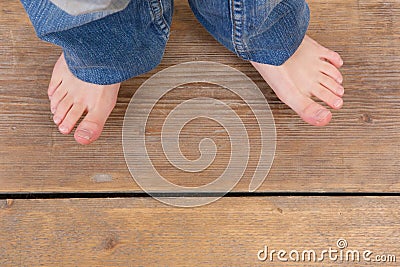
[
  {"xmin": 20, "ymin": 0, "xmax": 173, "ymax": 85},
  {"xmin": 188, "ymin": 0, "xmax": 310, "ymax": 66}
]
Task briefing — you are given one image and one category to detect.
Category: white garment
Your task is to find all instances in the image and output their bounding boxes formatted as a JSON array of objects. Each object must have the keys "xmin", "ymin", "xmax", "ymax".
[{"xmin": 49, "ymin": 0, "xmax": 130, "ymax": 15}]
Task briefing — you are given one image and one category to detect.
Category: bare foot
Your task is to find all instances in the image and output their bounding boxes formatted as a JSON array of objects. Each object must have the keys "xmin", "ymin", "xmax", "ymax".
[
  {"xmin": 251, "ymin": 35, "xmax": 344, "ymax": 126},
  {"xmin": 48, "ymin": 54, "xmax": 120, "ymax": 145}
]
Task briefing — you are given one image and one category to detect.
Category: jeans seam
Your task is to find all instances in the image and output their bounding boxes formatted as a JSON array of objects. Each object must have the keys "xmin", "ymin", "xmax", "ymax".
[
  {"xmin": 148, "ymin": 0, "xmax": 170, "ymax": 40},
  {"xmin": 230, "ymin": 0, "xmax": 250, "ymax": 60}
]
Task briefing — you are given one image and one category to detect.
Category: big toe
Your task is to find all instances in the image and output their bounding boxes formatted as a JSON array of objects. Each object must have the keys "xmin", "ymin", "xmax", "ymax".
[
  {"xmin": 74, "ymin": 111, "xmax": 108, "ymax": 145},
  {"xmin": 74, "ymin": 120, "xmax": 103, "ymax": 145},
  {"xmin": 301, "ymin": 102, "xmax": 332, "ymax": 126},
  {"xmin": 285, "ymin": 91, "xmax": 332, "ymax": 126}
]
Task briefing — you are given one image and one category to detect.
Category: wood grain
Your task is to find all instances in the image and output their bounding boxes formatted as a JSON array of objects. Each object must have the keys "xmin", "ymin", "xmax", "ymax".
[
  {"xmin": 0, "ymin": 197, "xmax": 399, "ymax": 266},
  {"xmin": 0, "ymin": 0, "xmax": 399, "ymax": 193}
]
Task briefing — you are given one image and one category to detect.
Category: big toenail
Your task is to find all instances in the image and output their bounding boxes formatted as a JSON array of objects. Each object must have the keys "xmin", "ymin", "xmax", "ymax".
[
  {"xmin": 334, "ymin": 99, "xmax": 343, "ymax": 108},
  {"xmin": 54, "ymin": 117, "xmax": 61, "ymax": 124},
  {"xmin": 59, "ymin": 125, "xmax": 68, "ymax": 133},
  {"xmin": 316, "ymin": 109, "xmax": 330, "ymax": 121},
  {"xmin": 76, "ymin": 129, "xmax": 92, "ymax": 140}
]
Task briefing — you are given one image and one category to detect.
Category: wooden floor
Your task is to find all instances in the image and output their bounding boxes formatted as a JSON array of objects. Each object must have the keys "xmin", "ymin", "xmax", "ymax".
[{"xmin": 0, "ymin": 0, "xmax": 399, "ymax": 265}]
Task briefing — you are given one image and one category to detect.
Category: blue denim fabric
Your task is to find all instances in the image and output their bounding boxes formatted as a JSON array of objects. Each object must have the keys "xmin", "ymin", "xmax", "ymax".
[
  {"xmin": 20, "ymin": 0, "xmax": 173, "ymax": 84},
  {"xmin": 20, "ymin": 0, "xmax": 309, "ymax": 85},
  {"xmin": 189, "ymin": 0, "xmax": 310, "ymax": 66}
]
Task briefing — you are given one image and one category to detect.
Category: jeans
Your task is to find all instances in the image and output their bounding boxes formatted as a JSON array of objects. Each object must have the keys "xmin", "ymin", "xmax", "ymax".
[{"xmin": 20, "ymin": 0, "xmax": 310, "ymax": 85}]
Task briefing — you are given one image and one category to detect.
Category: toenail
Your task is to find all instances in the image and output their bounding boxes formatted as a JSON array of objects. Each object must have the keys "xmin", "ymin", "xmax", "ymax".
[
  {"xmin": 76, "ymin": 129, "xmax": 92, "ymax": 140},
  {"xmin": 53, "ymin": 116, "xmax": 61, "ymax": 124},
  {"xmin": 59, "ymin": 125, "xmax": 68, "ymax": 133},
  {"xmin": 334, "ymin": 99, "xmax": 343, "ymax": 108},
  {"xmin": 316, "ymin": 109, "xmax": 330, "ymax": 121},
  {"xmin": 51, "ymin": 107, "xmax": 56, "ymax": 114}
]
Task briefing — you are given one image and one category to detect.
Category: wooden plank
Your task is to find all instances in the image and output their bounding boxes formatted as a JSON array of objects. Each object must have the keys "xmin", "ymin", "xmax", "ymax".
[
  {"xmin": 0, "ymin": 0, "xmax": 399, "ymax": 193},
  {"xmin": 0, "ymin": 197, "xmax": 399, "ymax": 265}
]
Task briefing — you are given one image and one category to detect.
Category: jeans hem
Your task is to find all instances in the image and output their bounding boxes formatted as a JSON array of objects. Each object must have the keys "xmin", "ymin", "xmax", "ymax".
[
  {"xmin": 64, "ymin": 51, "xmax": 165, "ymax": 85},
  {"xmin": 240, "ymin": 1, "xmax": 310, "ymax": 66}
]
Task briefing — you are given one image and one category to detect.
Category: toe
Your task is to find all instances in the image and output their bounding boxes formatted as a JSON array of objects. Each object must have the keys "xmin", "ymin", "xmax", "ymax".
[
  {"xmin": 58, "ymin": 103, "xmax": 86, "ymax": 134},
  {"xmin": 50, "ymin": 85, "xmax": 68, "ymax": 113},
  {"xmin": 74, "ymin": 108, "xmax": 111, "ymax": 145},
  {"xmin": 48, "ymin": 55, "xmax": 65, "ymax": 97},
  {"xmin": 48, "ymin": 79, "xmax": 62, "ymax": 98},
  {"xmin": 53, "ymin": 95, "xmax": 73, "ymax": 126},
  {"xmin": 280, "ymin": 89, "xmax": 333, "ymax": 126},
  {"xmin": 321, "ymin": 48, "xmax": 343, "ymax": 68},
  {"xmin": 319, "ymin": 73, "xmax": 344, "ymax": 97},
  {"xmin": 320, "ymin": 61, "xmax": 343, "ymax": 84},
  {"xmin": 300, "ymin": 100, "xmax": 333, "ymax": 126},
  {"xmin": 312, "ymin": 84, "xmax": 343, "ymax": 110}
]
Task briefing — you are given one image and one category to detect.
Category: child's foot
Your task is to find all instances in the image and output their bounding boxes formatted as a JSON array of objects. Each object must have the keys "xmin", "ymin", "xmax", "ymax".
[
  {"xmin": 251, "ymin": 35, "xmax": 344, "ymax": 126},
  {"xmin": 48, "ymin": 54, "xmax": 120, "ymax": 145}
]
